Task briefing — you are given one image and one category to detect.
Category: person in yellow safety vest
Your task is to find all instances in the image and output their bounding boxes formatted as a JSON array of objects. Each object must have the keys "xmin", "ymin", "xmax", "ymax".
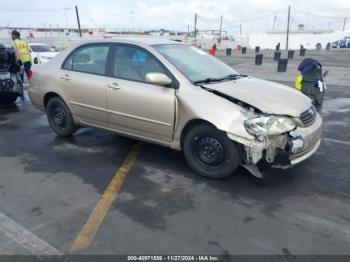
[
  {"xmin": 11, "ymin": 30, "xmax": 32, "ymax": 79},
  {"xmin": 295, "ymin": 74, "xmax": 303, "ymax": 91}
]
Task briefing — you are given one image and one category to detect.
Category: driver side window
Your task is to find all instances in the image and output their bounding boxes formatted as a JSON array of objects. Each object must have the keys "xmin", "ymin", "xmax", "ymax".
[{"xmin": 112, "ymin": 45, "xmax": 166, "ymax": 82}]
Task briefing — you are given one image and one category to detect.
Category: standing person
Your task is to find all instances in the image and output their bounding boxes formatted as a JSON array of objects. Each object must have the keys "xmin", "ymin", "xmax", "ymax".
[{"xmin": 11, "ymin": 30, "xmax": 32, "ymax": 80}]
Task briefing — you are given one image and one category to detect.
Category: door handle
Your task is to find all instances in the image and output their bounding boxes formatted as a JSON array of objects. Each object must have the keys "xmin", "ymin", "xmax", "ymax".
[
  {"xmin": 60, "ymin": 74, "xmax": 71, "ymax": 81},
  {"xmin": 107, "ymin": 82, "xmax": 121, "ymax": 90}
]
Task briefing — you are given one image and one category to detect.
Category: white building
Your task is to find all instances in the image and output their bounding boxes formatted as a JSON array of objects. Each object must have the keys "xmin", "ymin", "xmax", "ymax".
[{"xmin": 248, "ymin": 30, "xmax": 350, "ymax": 50}]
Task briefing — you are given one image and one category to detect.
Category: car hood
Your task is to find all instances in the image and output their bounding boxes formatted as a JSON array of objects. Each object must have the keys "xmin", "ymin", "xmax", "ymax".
[
  {"xmin": 203, "ymin": 77, "xmax": 311, "ymax": 117},
  {"xmin": 38, "ymin": 52, "xmax": 58, "ymax": 58}
]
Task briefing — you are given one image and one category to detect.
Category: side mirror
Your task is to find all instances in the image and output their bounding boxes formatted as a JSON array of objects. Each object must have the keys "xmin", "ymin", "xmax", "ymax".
[{"xmin": 145, "ymin": 73, "xmax": 172, "ymax": 87}]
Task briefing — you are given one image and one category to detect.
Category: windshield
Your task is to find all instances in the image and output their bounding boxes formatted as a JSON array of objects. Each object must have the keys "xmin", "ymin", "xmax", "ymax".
[
  {"xmin": 153, "ymin": 44, "xmax": 238, "ymax": 83},
  {"xmin": 30, "ymin": 44, "xmax": 54, "ymax": 52}
]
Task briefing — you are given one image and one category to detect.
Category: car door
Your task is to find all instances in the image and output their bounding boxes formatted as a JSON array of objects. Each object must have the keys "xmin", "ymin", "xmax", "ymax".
[
  {"xmin": 61, "ymin": 43, "xmax": 111, "ymax": 128},
  {"xmin": 105, "ymin": 44, "xmax": 176, "ymax": 143}
]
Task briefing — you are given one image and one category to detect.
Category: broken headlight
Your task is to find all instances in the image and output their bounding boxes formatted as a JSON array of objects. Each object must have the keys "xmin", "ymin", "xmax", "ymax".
[{"xmin": 245, "ymin": 116, "xmax": 296, "ymax": 137}]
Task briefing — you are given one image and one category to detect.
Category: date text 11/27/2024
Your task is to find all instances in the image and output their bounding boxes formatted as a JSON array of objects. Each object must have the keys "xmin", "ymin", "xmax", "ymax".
[{"xmin": 127, "ymin": 256, "xmax": 220, "ymax": 261}]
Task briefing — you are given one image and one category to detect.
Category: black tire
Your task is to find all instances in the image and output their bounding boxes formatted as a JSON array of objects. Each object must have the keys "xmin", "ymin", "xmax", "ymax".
[
  {"xmin": 46, "ymin": 97, "xmax": 77, "ymax": 137},
  {"xmin": 183, "ymin": 124, "xmax": 242, "ymax": 179},
  {"xmin": 0, "ymin": 94, "xmax": 19, "ymax": 105}
]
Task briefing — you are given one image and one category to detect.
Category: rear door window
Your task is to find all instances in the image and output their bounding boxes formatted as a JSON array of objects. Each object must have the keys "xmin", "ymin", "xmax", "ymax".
[{"xmin": 63, "ymin": 44, "xmax": 110, "ymax": 75}]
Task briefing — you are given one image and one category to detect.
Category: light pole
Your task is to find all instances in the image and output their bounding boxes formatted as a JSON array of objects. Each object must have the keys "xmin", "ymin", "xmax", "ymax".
[{"xmin": 286, "ymin": 6, "xmax": 291, "ymax": 51}]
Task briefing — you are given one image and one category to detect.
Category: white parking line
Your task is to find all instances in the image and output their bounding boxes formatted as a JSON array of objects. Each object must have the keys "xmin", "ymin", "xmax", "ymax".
[
  {"xmin": 294, "ymin": 212, "xmax": 350, "ymax": 241},
  {"xmin": 324, "ymin": 137, "xmax": 350, "ymax": 146},
  {"xmin": 0, "ymin": 211, "xmax": 61, "ymax": 255}
]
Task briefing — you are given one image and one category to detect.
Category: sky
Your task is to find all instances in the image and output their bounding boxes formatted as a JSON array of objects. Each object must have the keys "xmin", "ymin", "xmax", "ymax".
[{"xmin": 0, "ymin": 0, "xmax": 349, "ymax": 33}]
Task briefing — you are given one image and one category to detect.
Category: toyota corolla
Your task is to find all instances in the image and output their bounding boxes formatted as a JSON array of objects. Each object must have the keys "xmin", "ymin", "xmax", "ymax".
[{"xmin": 29, "ymin": 38, "xmax": 322, "ymax": 179}]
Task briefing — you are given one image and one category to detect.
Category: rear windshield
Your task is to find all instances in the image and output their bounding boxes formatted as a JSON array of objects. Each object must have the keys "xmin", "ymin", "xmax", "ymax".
[{"xmin": 30, "ymin": 45, "xmax": 54, "ymax": 52}]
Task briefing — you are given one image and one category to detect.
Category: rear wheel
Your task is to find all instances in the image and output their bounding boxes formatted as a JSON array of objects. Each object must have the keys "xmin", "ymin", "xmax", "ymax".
[
  {"xmin": 183, "ymin": 124, "xmax": 242, "ymax": 179},
  {"xmin": 46, "ymin": 97, "xmax": 77, "ymax": 136}
]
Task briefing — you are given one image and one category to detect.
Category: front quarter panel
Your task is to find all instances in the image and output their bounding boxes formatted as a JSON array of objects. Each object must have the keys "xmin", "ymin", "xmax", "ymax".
[{"xmin": 172, "ymin": 83, "xmax": 254, "ymax": 149}]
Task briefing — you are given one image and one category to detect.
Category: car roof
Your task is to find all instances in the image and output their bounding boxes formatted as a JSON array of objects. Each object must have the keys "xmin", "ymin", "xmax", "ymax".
[
  {"xmin": 76, "ymin": 37, "xmax": 183, "ymax": 46},
  {"xmin": 1, "ymin": 42, "xmax": 13, "ymax": 48},
  {"xmin": 28, "ymin": 43, "xmax": 50, "ymax": 46}
]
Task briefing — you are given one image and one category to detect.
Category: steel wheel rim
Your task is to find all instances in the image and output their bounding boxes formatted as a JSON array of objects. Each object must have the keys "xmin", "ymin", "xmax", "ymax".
[
  {"xmin": 195, "ymin": 136, "xmax": 225, "ymax": 167},
  {"xmin": 51, "ymin": 104, "xmax": 66, "ymax": 129}
]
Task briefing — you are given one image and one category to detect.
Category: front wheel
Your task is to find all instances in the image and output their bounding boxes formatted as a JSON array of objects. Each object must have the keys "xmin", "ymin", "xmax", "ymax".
[
  {"xmin": 46, "ymin": 97, "xmax": 77, "ymax": 136},
  {"xmin": 183, "ymin": 124, "xmax": 242, "ymax": 179}
]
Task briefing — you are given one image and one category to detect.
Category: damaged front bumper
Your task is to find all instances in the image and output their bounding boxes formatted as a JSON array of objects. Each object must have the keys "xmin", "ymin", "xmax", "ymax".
[{"xmin": 228, "ymin": 114, "xmax": 322, "ymax": 177}]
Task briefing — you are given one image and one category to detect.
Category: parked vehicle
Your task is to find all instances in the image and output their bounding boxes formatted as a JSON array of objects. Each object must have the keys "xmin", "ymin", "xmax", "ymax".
[
  {"xmin": 331, "ymin": 39, "xmax": 350, "ymax": 48},
  {"xmin": 331, "ymin": 40, "xmax": 340, "ymax": 48},
  {"xmin": 0, "ymin": 43, "xmax": 23, "ymax": 105},
  {"xmin": 29, "ymin": 38, "xmax": 322, "ymax": 179},
  {"xmin": 338, "ymin": 39, "xmax": 350, "ymax": 48},
  {"xmin": 29, "ymin": 43, "xmax": 59, "ymax": 64}
]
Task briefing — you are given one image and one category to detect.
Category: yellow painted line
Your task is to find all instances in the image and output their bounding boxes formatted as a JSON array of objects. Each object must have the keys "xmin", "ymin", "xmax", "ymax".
[{"xmin": 69, "ymin": 142, "xmax": 142, "ymax": 253}]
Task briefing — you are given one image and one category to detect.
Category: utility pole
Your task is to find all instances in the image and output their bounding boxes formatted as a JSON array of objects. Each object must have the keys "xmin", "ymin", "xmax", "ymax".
[
  {"xmin": 240, "ymin": 24, "xmax": 242, "ymax": 35},
  {"xmin": 194, "ymin": 12, "xmax": 198, "ymax": 38},
  {"xmin": 272, "ymin": 15, "xmax": 277, "ymax": 32},
  {"xmin": 219, "ymin": 15, "xmax": 223, "ymax": 37},
  {"xmin": 187, "ymin": 25, "xmax": 190, "ymax": 35},
  {"xmin": 286, "ymin": 5, "xmax": 291, "ymax": 51},
  {"xmin": 343, "ymin": 17, "xmax": 347, "ymax": 32},
  {"xmin": 75, "ymin": 5, "xmax": 82, "ymax": 37}
]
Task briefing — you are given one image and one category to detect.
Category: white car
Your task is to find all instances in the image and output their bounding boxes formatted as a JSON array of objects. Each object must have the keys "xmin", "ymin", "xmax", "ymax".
[{"xmin": 29, "ymin": 43, "xmax": 59, "ymax": 64}]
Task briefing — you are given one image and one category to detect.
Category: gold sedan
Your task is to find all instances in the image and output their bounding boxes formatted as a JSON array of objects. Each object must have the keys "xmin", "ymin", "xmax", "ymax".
[{"xmin": 29, "ymin": 38, "xmax": 322, "ymax": 179}]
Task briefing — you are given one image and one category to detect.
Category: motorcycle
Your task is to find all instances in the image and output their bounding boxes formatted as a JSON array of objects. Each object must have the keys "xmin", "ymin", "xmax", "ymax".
[{"xmin": 0, "ymin": 43, "xmax": 24, "ymax": 105}]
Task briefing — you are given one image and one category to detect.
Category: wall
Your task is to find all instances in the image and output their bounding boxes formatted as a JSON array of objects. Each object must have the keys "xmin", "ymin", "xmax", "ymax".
[{"xmin": 248, "ymin": 31, "xmax": 350, "ymax": 50}]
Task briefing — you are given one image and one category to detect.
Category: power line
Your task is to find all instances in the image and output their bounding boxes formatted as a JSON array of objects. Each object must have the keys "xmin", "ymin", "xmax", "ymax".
[
  {"xmin": 295, "ymin": 10, "xmax": 347, "ymax": 20},
  {"xmin": 79, "ymin": 8, "xmax": 191, "ymax": 20},
  {"xmin": 0, "ymin": 8, "xmax": 66, "ymax": 12},
  {"xmin": 225, "ymin": 9, "xmax": 288, "ymax": 25},
  {"xmin": 197, "ymin": 15, "xmax": 220, "ymax": 23},
  {"xmin": 1, "ymin": 7, "xmax": 348, "ymax": 34}
]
